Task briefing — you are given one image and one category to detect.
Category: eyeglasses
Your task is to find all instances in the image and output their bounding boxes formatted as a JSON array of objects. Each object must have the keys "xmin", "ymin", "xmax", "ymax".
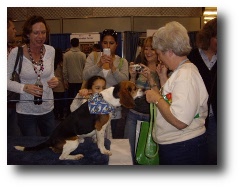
[{"xmin": 102, "ymin": 29, "xmax": 117, "ymax": 37}]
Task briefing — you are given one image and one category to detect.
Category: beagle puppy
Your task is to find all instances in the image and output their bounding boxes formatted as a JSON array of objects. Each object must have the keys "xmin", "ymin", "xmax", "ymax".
[{"xmin": 14, "ymin": 81, "xmax": 143, "ymax": 160}]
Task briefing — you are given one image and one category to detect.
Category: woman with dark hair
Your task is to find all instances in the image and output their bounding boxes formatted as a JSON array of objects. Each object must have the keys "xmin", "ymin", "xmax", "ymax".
[
  {"xmin": 83, "ymin": 29, "xmax": 128, "ymax": 88},
  {"xmin": 83, "ymin": 29, "xmax": 129, "ymax": 138},
  {"xmin": 7, "ymin": 15, "xmax": 59, "ymax": 136}
]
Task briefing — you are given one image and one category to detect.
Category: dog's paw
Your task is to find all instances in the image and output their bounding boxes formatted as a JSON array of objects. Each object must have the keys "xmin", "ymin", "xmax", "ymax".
[
  {"xmin": 79, "ymin": 138, "xmax": 85, "ymax": 144},
  {"xmin": 59, "ymin": 154, "xmax": 84, "ymax": 160},
  {"xmin": 75, "ymin": 154, "xmax": 84, "ymax": 160},
  {"xmin": 14, "ymin": 146, "xmax": 24, "ymax": 151},
  {"xmin": 92, "ymin": 135, "xmax": 97, "ymax": 143},
  {"xmin": 100, "ymin": 149, "xmax": 112, "ymax": 156}
]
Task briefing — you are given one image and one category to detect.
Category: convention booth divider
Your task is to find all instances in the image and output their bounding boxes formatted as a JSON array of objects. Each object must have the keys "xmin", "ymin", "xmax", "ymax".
[
  {"xmin": 49, "ymin": 32, "xmax": 139, "ymax": 61},
  {"xmin": 49, "ymin": 31, "xmax": 196, "ymax": 61}
]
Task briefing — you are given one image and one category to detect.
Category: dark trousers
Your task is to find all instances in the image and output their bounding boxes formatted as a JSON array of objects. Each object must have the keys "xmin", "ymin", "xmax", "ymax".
[
  {"xmin": 53, "ymin": 92, "xmax": 65, "ymax": 118},
  {"xmin": 66, "ymin": 83, "xmax": 82, "ymax": 115},
  {"xmin": 17, "ymin": 110, "xmax": 56, "ymax": 136},
  {"xmin": 111, "ymin": 119, "xmax": 119, "ymax": 139},
  {"xmin": 159, "ymin": 133, "xmax": 208, "ymax": 165},
  {"xmin": 206, "ymin": 116, "xmax": 217, "ymax": 165},
  {"xmin": 7, "ymin": 105, "xmax": 21, "ymax": 136}
]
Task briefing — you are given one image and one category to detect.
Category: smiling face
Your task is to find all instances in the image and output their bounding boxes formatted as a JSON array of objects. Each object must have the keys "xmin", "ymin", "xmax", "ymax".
[
  {"xmin": 144, "ymin": 46, "xmax": 158, "ymax": 64},
  {"xmin": 28, "ymin": 22, "xmax": 47, "ymax": 47}
]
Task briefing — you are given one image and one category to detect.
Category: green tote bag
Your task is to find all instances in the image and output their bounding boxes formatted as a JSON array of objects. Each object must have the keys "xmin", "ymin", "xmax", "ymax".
[{"xmin": 136, "ymin": 103, "xmax": 159, "ymax": 165}]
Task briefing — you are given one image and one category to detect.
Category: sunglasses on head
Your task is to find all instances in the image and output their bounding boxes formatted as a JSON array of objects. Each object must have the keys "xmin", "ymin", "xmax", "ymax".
[{"xmin": 102, "ymin": 29, "xmax": 117, "ymax": 37}]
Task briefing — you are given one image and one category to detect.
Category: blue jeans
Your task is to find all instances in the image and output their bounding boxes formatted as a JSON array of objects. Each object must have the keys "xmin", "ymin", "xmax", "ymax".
[
  {"xmin": 124, "ymin": 109, "xmax": 150, "ymax": 163},
  {"xmin": 17, "ymin": 110, "xmax": 56, "ymax": 136},
  {"xmin": 159, "ymin": 133, "xmax": 208, "ymax": 165},
  {"xmin": 207, "ymin": 116, "xmax": 217, "ymax": 164}
]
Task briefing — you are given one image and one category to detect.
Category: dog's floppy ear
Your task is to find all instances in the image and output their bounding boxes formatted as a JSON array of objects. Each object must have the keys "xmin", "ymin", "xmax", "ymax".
[{"xmin": 119, "ymin": 81, "xmax": 135, "ymax": 108}]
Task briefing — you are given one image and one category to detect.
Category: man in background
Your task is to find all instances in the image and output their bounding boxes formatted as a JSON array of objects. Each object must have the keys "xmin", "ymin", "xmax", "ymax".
[{"xmin": 63, "ymin": 38, "xmax": 86, "ymax": 116}]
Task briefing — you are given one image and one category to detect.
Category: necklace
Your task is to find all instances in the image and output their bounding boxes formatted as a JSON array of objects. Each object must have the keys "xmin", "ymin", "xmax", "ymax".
[
  {"xmin": 27, "ymin": 44, "xmax": 44, "ymax": 77},
  {"xmin": 174, "ymin": 58, "xmax": 189, "ymax": 71}
]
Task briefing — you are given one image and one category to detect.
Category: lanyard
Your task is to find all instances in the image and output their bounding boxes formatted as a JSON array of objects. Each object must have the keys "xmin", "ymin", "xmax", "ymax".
[{"xmin": 174, "ymin": 58, "xmax": 189, "ymax": 71}]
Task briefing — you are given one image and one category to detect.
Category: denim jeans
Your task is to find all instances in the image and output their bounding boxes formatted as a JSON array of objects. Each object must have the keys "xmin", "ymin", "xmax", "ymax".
[
  {"xmin": 159, "ymin": 133, "xmax": 208, "ymax": 165},
  {"xmin": 124, "ymin": 109, "xmax": 150, "ymax": 163},
  {"xmin": 207, "ymin": 115, "xmax": 217, "ymax": 164},
  {"xmin": 17, "ymin": 110, "xmax": 56, "ymax": 136}
]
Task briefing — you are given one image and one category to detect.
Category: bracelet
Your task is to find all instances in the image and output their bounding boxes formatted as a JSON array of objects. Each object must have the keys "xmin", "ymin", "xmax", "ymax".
[{"xmin": 155, "ymin": 96, "xmax": 163, "ymax": 105}]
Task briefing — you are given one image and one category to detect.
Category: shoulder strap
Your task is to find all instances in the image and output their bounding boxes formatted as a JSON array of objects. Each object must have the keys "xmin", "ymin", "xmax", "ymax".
[
  {"xmin": 13, "ymin": 47, "xmax": 23, "ymax": 74},
  {"xmin": 118, "ymin": 58, "xmax": 123, "ymax": 70}
]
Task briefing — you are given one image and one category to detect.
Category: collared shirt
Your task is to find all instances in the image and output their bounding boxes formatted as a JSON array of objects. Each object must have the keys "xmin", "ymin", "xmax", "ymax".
[
  {"xmin": 199, "ymin": 48, "xmax": 217, "ymax": 117},
  {"xmin": 199, "ymin": 48, "xmax": 217, "ymax": 70}
]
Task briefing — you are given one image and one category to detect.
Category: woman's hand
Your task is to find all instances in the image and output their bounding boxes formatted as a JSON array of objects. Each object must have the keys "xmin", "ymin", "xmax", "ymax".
[
  {"xmin": 23, "ymin": 84, "xmax": 43, "ymax": 97},
  {"xmin": 145, "ymin": 89, "xmax": 161, "ymax": 103},
  {"xmin": 156, "ymin": 62, "xmax": 168, "ymax": 78},
  {"xmin": 140, "ymin": 64, "xmax": 151, "ymax": 79},
  {"xmin": 156, "ymin": 62, "xmax": 169, "ymax": 86},
  {"xmin": 108, "ymin": 56, "xmax": 116, "ymax": 72},
  {"xmin": 129, "ymin": 62, "xmax": 137, "ymax": 81},
  {"xmin": 47, "ymin": 77, "xmax": 59, "ymax": 88},
  {"xmin": 98, "ymin": 54, "xmax": 112, "ymax": 67}
]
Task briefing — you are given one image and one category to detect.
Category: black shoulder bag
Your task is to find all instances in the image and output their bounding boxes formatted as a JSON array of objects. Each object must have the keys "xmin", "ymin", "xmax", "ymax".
[{"xmin": 7, "ymin": 47, "xmax": 23, "ymax": 103}]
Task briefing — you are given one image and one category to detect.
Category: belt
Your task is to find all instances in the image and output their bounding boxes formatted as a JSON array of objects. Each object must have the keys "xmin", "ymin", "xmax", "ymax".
[{"xmin": 130, "ymin": 109, "xmax": 150, "ymax": 117}]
